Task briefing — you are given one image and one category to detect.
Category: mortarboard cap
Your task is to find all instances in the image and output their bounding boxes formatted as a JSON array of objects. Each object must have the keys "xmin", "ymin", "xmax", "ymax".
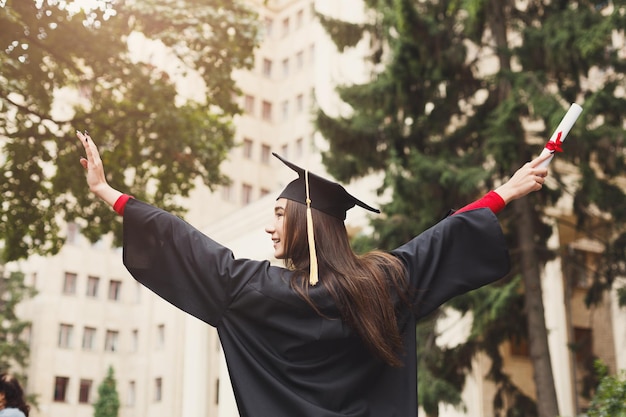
[
  {"xmin": 273, "ymin": 153, "xmax": 380, "ymax": 220},
  {"xmin": 273, "ymin": 152, "xmax": 380, "ymax": 286}
]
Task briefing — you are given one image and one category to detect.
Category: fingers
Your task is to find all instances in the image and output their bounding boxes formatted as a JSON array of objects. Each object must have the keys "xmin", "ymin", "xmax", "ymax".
[
  {"xmin": 529, "ymin": 152, "xmax": 553, "ymax": 168},
  {"xmin": 523, "ymin": 154, "xmax": 550, "ymax": 180},
  {"xmin": 76, "ymin": 130, "xmax": 100, "ymax": 164}
]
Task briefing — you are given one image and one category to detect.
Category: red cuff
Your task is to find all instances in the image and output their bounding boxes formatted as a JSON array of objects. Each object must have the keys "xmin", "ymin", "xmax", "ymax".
[
  {"xmin": 113, "ymin": 194, "xmax": 133, "ymax": 216},
  {"xmin": 454, "ymin": 190, "xmax": 506, "ymax": 215}
]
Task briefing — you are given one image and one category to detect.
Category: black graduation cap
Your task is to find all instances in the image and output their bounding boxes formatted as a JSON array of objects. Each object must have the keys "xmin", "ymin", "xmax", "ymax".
[
  {"xmin": 273, "ymin": 152, "xmax": 380, "ymax": 286},
  {"xmin": 273, "ymin": 153, "xmax": 380, "ymax": 220}
]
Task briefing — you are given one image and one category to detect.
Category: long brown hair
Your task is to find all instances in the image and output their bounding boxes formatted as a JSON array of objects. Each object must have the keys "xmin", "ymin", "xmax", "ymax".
[
  {"xmin": 0, "ymin": 373, "xmax": 30, "ymax": 416},
  {"xmin": 283, "ymin": 199, "xmax": 408, "ymax": 367}
]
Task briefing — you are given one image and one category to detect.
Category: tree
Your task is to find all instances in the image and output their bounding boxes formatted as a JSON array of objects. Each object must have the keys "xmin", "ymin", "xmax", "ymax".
[
  {"xmin": 0, "ymin": 266, "xmax": 38, "ymax": 407},
  {"xmin": 316, "ymin": 1, "xmax": 626, "ymax": 416},
  {"xmin": 0, "ymin": 0, "xmax": 259, "ymax": 262},
  {"xmin": 93, "ymin": 365, "xmax": 120, "ymax": 417},
  {"xmin": 587, "ymin": 360, "xmax": 626, "ymax": 417}
]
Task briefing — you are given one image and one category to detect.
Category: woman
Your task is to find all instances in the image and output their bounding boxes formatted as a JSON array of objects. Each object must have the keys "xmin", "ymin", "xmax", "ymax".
[
  {"xmin": 78, "ymin": 131, "xmax": 548, "ymax": 416},
  {"xmin": 0, "ymin": 374, "xmax": 30, "ymax": 417}
]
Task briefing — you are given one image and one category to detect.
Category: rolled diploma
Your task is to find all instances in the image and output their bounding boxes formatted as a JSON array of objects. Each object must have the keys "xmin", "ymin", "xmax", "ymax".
[{"xmin": 538, "ymin": 103, "xmax": 583, "ymax": 168}]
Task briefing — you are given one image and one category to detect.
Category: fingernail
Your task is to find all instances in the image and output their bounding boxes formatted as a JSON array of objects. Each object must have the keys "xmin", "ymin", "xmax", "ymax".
[{"xmin": 84, "ymin": 130, "xmax": 89, "ymax": 135}]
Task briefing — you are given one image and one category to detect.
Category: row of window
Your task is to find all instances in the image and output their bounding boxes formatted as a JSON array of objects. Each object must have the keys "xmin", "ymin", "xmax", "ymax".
[
  {"xmin": 221, "ymin": 137, "xmax": 307, "ymax": 205},
  {"xmin": 63, "ymin": 272, "xmax": 133, "ymax": 302},
  {"xmin": 261, "ymin": 44, "xmax": 315, "ymax": 79},
  {"xmin": 243, "ymin": 89, "xmax": 313, "ymax": 123},
  {"xmin": 57, "ymin": 323, "xmax": 165, "ymax": 352},
  {"xmin": 263, "ymin": 3, "xmax": 314, "ymax": 39},
  {"xmin": 221, "ymin": 182, "xmax": 271, "ymax": 206},
  {"xmin": 54, "ymin": 376, "xmax": 160, "ymax": 405},
  {"xmin": 241, "ymin": 137, "xmax": 304, "ymax": 163}
]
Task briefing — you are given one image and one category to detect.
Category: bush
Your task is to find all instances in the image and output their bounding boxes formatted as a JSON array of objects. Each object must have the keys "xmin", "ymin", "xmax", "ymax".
[{"xmin": 586, "ymin": 360, "xmax": 626, "ymax": 417}]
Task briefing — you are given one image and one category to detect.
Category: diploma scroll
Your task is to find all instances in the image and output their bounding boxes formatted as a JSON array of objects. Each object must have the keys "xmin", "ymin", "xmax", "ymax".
[{"xmin": 538, "ymin": 103, "xmax": 583, "ymax": 168}]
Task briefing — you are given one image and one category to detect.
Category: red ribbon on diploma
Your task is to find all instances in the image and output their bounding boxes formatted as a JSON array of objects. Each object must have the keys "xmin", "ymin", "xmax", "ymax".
[{"xmin": 545, "ymin": 131, "xmax": 564, "ymax": 153}]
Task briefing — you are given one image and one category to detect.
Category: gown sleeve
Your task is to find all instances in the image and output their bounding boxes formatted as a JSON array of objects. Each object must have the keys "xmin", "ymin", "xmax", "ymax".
[
  {"xmin": 453, "ymin": 190, "xmax": 505, "ymax": 215},
  {"xmin": 122, "ymin": 198, "xmax": 267, "ymax": 327},
  {"xmin": 392, "ymin": 207, "xmax": 510, "ymax": 319}
]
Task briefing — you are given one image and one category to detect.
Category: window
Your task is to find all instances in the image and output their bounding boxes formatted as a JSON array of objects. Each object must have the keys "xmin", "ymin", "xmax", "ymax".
[
  {"xmin": 281, "ymin": 144, "xmax": 289, "ymax": 159},
  {"xmin": 261, "ymin": 101, "xmax": 272, "ymax": 122},
  {"xmin": 281, "ymin": 100, "xmax": 289, "ymax": 121},
  {"xmin": 295, "ymin": 137, "xmax": 304, "ymax": 158},
  {"xmin": 509, "ymin": 334, "xmax": 529, "ymax": 356},
  {"xmin": 78, "ymin": 379, "xmax": 92, "ymax": 404},
  {"xmin": 296, "ymin": 94, "xmax": 304, "ymax": 113},
  {"xmin": 296, "ymin": 9, "xmax": 304, "ymax": 29},
  {"xmin": 134, "ymin": 281, "xmax": 142, "ymax": 303},
  {"xmin": 82, "ymin": 327, "xmax": 96, "ymax": 350},
  {"xmin": 264, "ymin": 17, "xmax": 273, "ymax": 37},
  {"xmin": 131, "ymin": 329, "xmax": 139, "ymax": 352},
  {"xmin": 54, "ymin": 376, "xmax": 69, "ymax": 402},
  {"xmin": 244, "ymin": 94, "xmax": 254, "ymax": 115},
  {"xmin": 157, "ymin": 324, "xmax": 165, "ymax": 350},
  {"xmin": 221, "ymin": 184, "xmax": 234, "ymax": 202},
  {"xmin": 215, "ymin": 379, "xmax": 220, "ymax": 405},
  {"xmin": 58, "ymin": 324, "xmax": 73, "ymax": 348},
  {"xmin": 154, "ymin": 378, "xmax": 163, "ymax": 402},
  {"xmin": 282, "ymin": 58, "xmax": 289, "ymax": 78},
  {"xmin": 67, "ymin": 222, "xmax": 80, "ymax": 245},
  {"xmin": 86, "ymin": 275, "xmax": 99, "ymax": 297},
  {"xmin": 108, "ymin": 280, "xmax": 121, "ymax": 301},
  {"xmin": 573, "ymin": 327, "xmax": 593, "ymax": 364},
  {"xmin": 63, "ymin": 272, "xmax": 77, "ymax": 295},
  {"xmin": 281, "ymin": 17, "xmax": 290, "ymax": 37},
  {"xmin": 104, "ymin": 330, "xmax": 119, "ymax": 352},
  {"xmin": 261, "ymin": 145, "xmax": 271, "ymax": 164},
  {"xmin": 262, "ymin": 58, "xmax": 272, "ymax": 78},
  {"xmin": 296, "ymin": 50, "xmax": 304, "ymax": 70},
  {"xmin": 260, "ymin": 188, "xmax": 270, "ymax": 198},
  {"xmin": 242, "ymin": 184, "xmax": 253, "ymax": 205},
  {"xmin": 127, "ymin": 381, "xmax": 136, "ymax": 406},
  {"xmin": 565, "ymin": 247, "xmax": 598, "ymax": 289},
  {"xmin": 242, "ymin": 138, "xmax": 253, "ymax": 159}
]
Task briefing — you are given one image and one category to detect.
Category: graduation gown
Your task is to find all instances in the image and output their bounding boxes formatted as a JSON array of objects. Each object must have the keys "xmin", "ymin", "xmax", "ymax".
[{"xmin": 122, "ymin": 199, "xmax": 510, "ymax": 417}]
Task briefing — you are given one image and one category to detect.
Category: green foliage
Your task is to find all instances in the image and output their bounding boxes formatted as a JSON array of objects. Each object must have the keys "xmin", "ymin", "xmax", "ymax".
[
  {"xmin": 0, "ymin": 0, "xmax": 259, "ymax": 261},
  {"xmin": 416, "ymin": 313, "xmax": 467, "ymax": 417},
  {"xmin": 319, "ymin": 0, "xmax": 626, "ymax": 414},
  {"xmin": 0, "ymin": 270, "xmax": 37, "ymax": 372},
  {"xmin": 619, "ymin": 286, "xmax": 626, "ymax": 307},
  {"xmin": 93, "ymin": 366, "xmax": 120, "ymax": 417},
  {"xmin": 587, "ymin": 361, "xmax": 626, "ymax": 417},
  {"xmin": 0, "ymin": 268, "xmax": 38, "ymax": 408}
]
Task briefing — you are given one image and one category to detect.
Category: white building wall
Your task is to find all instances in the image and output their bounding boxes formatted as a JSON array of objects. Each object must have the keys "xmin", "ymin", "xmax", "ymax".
[{"xmin": 13, "ymin": 233, "xmax": 194, "ymax": 417}]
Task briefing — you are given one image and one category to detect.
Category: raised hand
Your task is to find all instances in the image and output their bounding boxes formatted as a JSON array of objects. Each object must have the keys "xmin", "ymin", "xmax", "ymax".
[
  {"xmin": 77, "ymin": 130, "xmax": 122, "ymax": 207},
  {"xmin": 495, "ymin": 154, "xmax": 551, "ymax": 204}
]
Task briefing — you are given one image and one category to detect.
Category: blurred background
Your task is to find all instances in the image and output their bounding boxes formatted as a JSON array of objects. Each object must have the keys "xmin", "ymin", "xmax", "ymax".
[{"xmin": 1, "ymin": 0, "xmax": 625, "ymax": 416}]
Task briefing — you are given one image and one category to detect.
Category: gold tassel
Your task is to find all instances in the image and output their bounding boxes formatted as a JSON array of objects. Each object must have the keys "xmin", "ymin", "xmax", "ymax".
[{"xmin": 305, "ymin": 170, "xmax": 319, "ymax": 286}]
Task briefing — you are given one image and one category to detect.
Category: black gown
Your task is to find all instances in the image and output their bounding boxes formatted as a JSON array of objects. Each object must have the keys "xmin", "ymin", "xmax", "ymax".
[{"xmin": 122, "ymin": 199, "xmax": 510, "ymax": 417}]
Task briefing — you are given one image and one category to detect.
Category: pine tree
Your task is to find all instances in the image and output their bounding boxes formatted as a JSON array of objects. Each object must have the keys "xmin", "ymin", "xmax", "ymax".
[
  {"xmin": 316, "ymin": 1, "xmax": 626, "ymax": 416},
  {"xmin": 93, "ymin": 366, "xmax": 120, "ymax": 417}
]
